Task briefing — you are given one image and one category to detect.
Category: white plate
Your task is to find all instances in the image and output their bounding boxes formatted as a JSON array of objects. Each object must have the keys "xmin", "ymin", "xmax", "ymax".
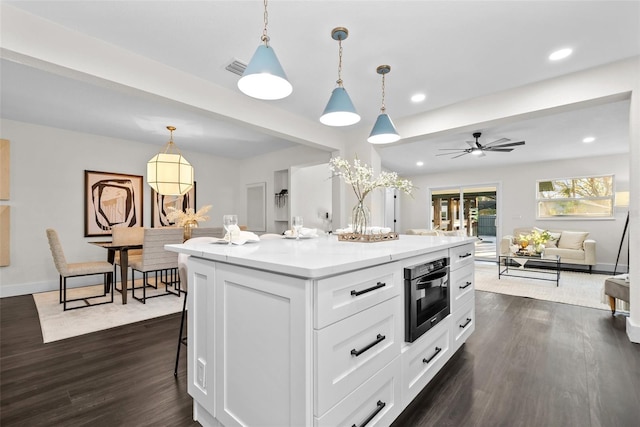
[{"xmin": 210, "ymin": 238, "xmax": 258, "ymax": 245}]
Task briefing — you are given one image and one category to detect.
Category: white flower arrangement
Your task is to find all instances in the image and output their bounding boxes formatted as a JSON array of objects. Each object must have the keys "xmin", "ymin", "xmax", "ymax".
[
  {"xmin": 329, "ymin": 156, "xmax": 414, "ymax": 201},
  {"xmin": 166, "ymin": 204, "xmax": 212, "ymax": 226}
]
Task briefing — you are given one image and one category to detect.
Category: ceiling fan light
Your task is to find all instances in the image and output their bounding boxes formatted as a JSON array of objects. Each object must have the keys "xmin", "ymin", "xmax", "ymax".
[
  {"xmin": 368, "ymin": 113, "xmax": 400, "ymax": 144},
  {"xmin": 320, "ymin": 87, "xmax": 360, "ymax": 126},
  {"xmin": 238, "ymin": 44, "xmax": 292, "ymax": 100},
  {"xmin": 471, "ymin": 148, "xmax": 483, "ymax": 156}
]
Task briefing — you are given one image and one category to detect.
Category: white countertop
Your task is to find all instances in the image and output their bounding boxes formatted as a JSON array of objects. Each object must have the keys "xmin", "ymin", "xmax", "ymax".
[{"xmin": 166, "ymin": 234, "xmax": 476, "ymax": 279}]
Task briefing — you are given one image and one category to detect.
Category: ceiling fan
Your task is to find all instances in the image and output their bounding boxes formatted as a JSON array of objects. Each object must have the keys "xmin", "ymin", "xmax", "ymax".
[{"xmin": 437, "ymin": 132, "xmax": 525, "ymax": 159}]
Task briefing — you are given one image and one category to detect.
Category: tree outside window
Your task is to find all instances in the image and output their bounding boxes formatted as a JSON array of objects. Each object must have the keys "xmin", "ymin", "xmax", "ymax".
[{"xmin": 537, "ymin": 175, "xmax": 614, "ymax": 218}]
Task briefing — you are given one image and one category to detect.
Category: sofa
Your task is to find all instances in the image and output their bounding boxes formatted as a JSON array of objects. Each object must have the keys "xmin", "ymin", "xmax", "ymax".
[{"xmin": 500, "ymin": 227, "xmax": 596, "ymax": 272}]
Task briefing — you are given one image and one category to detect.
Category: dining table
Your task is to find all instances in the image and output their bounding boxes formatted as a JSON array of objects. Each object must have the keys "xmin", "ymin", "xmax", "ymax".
[{"xmin": 89, "ymin": 241, "xmax": 143, "ymax": 304}]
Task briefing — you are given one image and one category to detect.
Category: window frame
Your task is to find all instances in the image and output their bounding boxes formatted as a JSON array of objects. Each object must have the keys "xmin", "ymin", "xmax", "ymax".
[{"xmin": 536, "ymin": 174, "xmax": 615, "ymax": 220}]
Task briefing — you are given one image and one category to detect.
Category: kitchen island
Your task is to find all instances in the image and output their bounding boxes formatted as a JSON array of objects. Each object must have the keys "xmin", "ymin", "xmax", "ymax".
[{"xmin": 166, "ymin": 234, "xmax": 476, "ymax": 427}]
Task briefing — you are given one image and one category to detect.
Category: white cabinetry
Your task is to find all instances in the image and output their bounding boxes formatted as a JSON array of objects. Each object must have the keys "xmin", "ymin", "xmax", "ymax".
[
  {"xmin": 183, "ymin": 239, "xmax": 475, "ymax": 427},
  {"xmin": 448, "ymin": 243, "xmax": 475, "ymax": 353}
]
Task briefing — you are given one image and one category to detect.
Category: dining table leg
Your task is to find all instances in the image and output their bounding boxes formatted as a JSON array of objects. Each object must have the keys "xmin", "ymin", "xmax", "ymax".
[{"xmin": 120, "ymin": 249, "xmax": 129, "ymax": 304}]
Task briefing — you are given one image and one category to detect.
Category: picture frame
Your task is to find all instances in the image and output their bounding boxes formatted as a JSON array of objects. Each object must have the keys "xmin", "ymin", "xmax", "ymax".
[
  {"xmin": 84, "ymin": 170, "xmax": 144, "ymax": 237},
  {"xmin": 151, "ymin": 182, "xmax": 196, "ymax": 227}
]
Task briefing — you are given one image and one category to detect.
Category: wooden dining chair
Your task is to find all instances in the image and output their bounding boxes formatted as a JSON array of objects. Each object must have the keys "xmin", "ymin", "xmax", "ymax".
[
  {"xmin": 174, "ymin": 236, "xmax": 218, "ymax": 376},
  {"xmin": 46, "ymin": 229, "xmax": 114, "ymax": 311},
  {"xmin": 130, "ymin": 227, "xmax": 183, "ymax": 304}
]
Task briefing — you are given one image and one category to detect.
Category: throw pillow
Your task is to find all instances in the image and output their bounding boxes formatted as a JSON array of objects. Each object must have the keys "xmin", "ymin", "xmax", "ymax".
[
  {"xmin": 546, "ymin": 231, "xmax": 561, "ymax": 248},
  {"xmin": 557, "ymin": 231, "xmax": 589, "ymax": 250}
]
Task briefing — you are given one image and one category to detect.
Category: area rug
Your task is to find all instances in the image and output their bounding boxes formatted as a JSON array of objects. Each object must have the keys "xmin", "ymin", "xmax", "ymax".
[
  {"xmin": 474, "ymin": 262, "xmax": 612, "ymax": 311},
  {"xmin": 33, "ymin": 283, "xmax": 183, "ymax": 343}
]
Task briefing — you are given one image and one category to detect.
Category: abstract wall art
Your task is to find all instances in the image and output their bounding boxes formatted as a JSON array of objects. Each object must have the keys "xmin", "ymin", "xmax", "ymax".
[
  {"xmin": 84, "ymin": 170, "xmax": 144, "ymax": 237},
  {"xmin": 151, "ymin": 182, "xmax": 196, "ymax": 227}
]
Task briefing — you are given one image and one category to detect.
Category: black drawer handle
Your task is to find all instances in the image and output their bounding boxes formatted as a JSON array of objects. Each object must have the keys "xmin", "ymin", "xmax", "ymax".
[
  {"xmin": 459, "ymin": 281, "xmax": 472, "ymax": 290},
  {"xmin": 351, "ymin": 282, "xmax": 386, "ymax": 297},
  {"xmin": 351, "ymin": 334, "xmax": 386, "ymax": 357},
  {"xmin": 459, "ymin": 318, "xmax": 472, "ymax": 329},
  {"xmin": 423, "ymin": 346, "xmax": 442, "ymax": 364},
  {"xmin": 459, "ymin": 252, "xmax": 472, "ymax": 259},
  {"xmin": 352, "ymin": 400, "xmax": 386, "ymax": 427}
]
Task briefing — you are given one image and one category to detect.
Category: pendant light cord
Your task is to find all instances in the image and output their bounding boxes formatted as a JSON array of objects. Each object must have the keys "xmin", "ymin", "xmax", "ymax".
[
  {"xmin": 380, "ymin": 73, "xmax": 386, "ymax": 113},
  {"xmin": 261, "ymin": 0, "xmax": 270, "ymax": 45},
  {"xmin": 336, "ymin": 35, "xmax": 344, "ymax": 87}
]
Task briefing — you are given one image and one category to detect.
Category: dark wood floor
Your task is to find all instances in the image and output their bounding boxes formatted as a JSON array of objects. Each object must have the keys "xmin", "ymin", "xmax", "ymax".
[{"xmin": 2, "ymin": 291, "xmax": 639, "ymax": 426}]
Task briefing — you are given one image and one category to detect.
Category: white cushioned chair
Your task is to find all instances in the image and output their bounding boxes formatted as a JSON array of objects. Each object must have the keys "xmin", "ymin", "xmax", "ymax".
[
  {"xmin": 46, "ymin": 228, "xmax": 114, "ymax": 311},
  {"xmin": 130, "ymin": 227, "xmax": 184, "ymax": 303}
]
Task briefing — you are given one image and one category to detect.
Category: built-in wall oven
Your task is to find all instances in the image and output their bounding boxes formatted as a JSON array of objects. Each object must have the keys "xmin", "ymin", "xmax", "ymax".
[{"xmin": 405, "ymin": 257, "xmax": 450, "ymax": 342}]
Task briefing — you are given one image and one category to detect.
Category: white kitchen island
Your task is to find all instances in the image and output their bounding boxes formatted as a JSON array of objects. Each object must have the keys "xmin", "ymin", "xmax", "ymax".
[{"xmin": 166, "ymin": 234, "xmax": 476, "ymax": 427}]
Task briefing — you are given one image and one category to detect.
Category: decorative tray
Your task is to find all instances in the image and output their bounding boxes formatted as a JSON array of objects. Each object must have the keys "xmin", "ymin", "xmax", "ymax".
[{"xmin": 337, "ymin": 232, "xmax": 399, "ymax": 243}]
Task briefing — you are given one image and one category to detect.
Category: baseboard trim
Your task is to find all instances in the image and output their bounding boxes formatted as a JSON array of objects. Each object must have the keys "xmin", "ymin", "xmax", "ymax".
[
  {"xmin": 626, "ymin": 317, "xmax": 640, "ymax": 344},
  {"xmin": 0, "ymin": 276, "xmax": 106, "ymax": 298}
]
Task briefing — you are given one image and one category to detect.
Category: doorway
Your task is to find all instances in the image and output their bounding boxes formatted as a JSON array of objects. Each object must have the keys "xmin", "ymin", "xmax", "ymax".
[{"xmin": 430, "ymin": 184, "xmax": 499, "ymax": 261}]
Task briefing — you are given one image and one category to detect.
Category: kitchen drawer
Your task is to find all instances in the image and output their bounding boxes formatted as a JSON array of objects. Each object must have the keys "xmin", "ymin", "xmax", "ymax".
[
  {"xmin": 451, "ymin": 299, "xmax": 475, "ymax": 353},
  {"xmin": 401, "ymin": 316, "xmax": 450, "ymax": 406},
  {"xmin": 315, "ymin": 262, "xmax": 400, "ymax": 329},
  {"xmin": 449, "ymin": 262, "xmax": 474, "ymax": 313},
  {"xmin": 449, "ymin": 243, "xmax": 474, "ymax": 271},
  {"xmin": 315, "ymin": 357, "xmax": 402, "ymax": 427},
  {"xmin": 315, "ymin": 297, "xmax": 402, "ymax": 416}
]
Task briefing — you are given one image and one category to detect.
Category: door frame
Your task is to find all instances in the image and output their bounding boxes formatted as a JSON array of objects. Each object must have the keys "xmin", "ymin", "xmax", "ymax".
[{"xmin": 427, "ymin": 181, "xmax": 503, "ymax": 261}]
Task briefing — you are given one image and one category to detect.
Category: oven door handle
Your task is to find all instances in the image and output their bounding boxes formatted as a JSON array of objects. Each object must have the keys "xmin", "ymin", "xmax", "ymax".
[
  {"xmin": 351, "ymin": 334, "xmax": 386, "ymax": 357},
  {"xmin": 415, "ymin": 269, "xmax": 448, "ymax": 289}
]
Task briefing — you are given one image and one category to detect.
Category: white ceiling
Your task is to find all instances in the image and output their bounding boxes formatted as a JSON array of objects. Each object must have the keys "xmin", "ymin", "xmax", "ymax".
[{"xmin": 1, "ymin": 1, "xmax": 638, "ymax": 174}]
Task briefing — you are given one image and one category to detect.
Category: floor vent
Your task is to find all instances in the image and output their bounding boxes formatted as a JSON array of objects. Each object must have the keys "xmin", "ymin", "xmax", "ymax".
[{"xmin": 225, "ymin": 59, "xmax": 247, "ymax": 76}]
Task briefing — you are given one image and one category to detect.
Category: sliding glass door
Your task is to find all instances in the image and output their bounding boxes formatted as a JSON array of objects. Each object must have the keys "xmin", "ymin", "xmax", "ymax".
[{"xmin": 430, "ymin": 185, "xmax": 499, "ymax": 261}]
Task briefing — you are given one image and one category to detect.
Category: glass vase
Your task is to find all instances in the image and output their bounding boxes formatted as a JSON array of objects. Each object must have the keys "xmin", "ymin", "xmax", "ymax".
[
  {"xmin": 352, "ymin": 200, "xmax": 370, "ymax": 235},
  {"xmin": 183, "ymin": 219, "xmax": 198, "ymax": 241}
]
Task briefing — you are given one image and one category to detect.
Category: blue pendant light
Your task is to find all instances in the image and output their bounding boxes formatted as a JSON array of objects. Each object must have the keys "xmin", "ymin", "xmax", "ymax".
[
  {"xmin": 320, "ymin": 27, "xmax": 360, "ymax": 126},
  {"xmin": 368, "ymin": 65, "xmax": 400, "ymax": 144},
  {"xmin": 238, "ymin": 0, "xmax": 292, "ymax": 100}
]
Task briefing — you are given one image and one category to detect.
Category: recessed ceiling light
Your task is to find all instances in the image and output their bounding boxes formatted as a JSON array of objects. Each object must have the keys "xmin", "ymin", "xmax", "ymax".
[
  {"xmin": 582, "ymin": 136, "xmax": 596, "ymax": 143},
  {"xmin": 416, "ymin": 161, "xmax": 424, "ymax": 166},
  {"xmin": 411, "ymin": 93, "xmax": 426, "ymax": 103},
  {"xmin": 549, "ymin": 48, "xmax": 573, "ymax": 61}
]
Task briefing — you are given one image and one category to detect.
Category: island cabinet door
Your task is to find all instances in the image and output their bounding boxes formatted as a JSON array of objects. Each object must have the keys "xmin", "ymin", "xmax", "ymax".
[
  {"xmin": 214, "ymin": 263, "xmax": 313, "ymax": 427},
  {"xmin": 449, "ymin": 262, "xmax": 474, "ymax": 313},
  {"xmin": 314, "ymin": 296, "xmax": 402, "ymax": 416},
  {"xmin": 315, "ymin": 356, "xmax": 402, "ymax": 427},
  {"xmin": 449, "ymin": 243, "xmax": 475, "ymax": 271},
  {"xmin": 187, "ymin": 257, "xmax": 218, "ymax": 422},
  {"xmin": 401, "ymin": 316, "xmax": 451, "ymax": 407},
  {"xmin": 451, "ymin": 298, "xmax": 475, "ymax": 353}
]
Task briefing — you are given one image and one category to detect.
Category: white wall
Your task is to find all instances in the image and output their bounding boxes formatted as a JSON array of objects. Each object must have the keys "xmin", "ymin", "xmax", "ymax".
[
  {"xmin": 0, "ymin": 119, "xmax": 236, "ymax": 296},
  {"xmin": 238, "ymin": 146, "xmax": 332, "ymax": 234},
  {"xmin": 401, "ymin": 153, "xmax": 630, "ymax": 272},
  {"xmin": 290, "ymin": 163, "xmax": 332, "ymax": 232}
]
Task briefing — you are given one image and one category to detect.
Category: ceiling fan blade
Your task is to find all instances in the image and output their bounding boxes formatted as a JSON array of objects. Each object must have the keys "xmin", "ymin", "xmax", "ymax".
[
  {"xmin": 452, "ymin": 152, "xmax": 470, "ymax": 159},
  {"xmin": 490, "ymin": 141, "xmax": 525, "ymax": 148},
  {"xmin": 465, "ymin": 141, "xmax": 477, "ymax": 149},
  {"xmin": 436, "ymin": 152, "xmax": 460, "ymax": 156},
  {"xmin": 438, "ymin": 148, "xmax": 468, "ymax": 151},
  {"xmin": 483, "ymin": 137, "xmax": 510, "ymax": 147},
  {"xmin": 484, "ymin": 148, "xmax": 514, "ymax": 152}
]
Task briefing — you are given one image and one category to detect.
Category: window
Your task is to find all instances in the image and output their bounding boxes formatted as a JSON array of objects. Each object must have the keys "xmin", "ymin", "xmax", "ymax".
[{"xmin": 536, "ymin": 175, "xmax": 614, "ymax": 219}]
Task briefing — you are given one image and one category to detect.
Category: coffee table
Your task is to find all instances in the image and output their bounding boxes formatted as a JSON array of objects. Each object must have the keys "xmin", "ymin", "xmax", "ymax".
[{"xmin": 499, "ymin": 252, "xmax": 561, "ymax": 286}]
